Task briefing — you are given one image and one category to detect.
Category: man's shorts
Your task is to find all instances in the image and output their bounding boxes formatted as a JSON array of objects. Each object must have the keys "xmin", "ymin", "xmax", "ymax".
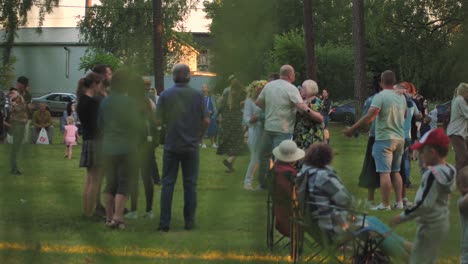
[{"xmin": 372, "ymin": 139, "xmax": 404, "ymax": 173}]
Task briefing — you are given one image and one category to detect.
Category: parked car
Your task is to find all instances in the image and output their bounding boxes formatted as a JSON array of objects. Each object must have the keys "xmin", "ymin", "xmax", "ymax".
[
  {"xmin": 329, "ymin": 101, "xmax": 356, "ymax": 124},
  {"xmin": 435, "ymin": 101, "xmax": 451, "ymax": 123},
  {"xmin": 32, "ymin": 93, "xmax": 77, "ymax": 115}
]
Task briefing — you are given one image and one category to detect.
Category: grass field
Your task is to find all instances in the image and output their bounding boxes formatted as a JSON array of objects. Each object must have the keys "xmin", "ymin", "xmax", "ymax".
[{"xmin": 0, "ymin": 122, "xmax": 462, "ymax": 263}]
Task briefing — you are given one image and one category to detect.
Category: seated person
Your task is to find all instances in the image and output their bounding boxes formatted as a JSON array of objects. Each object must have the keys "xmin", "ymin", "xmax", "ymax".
[
  {"xmin": 271, "ymin": 139, "xmax": 305, "ymax": 236},
  {"xmin": 296, "ymin": 143, "xmax": 412, "ymax": 262},
  {"xmin": 60, "ymin": 101, "xmax": 81, "ymax": 134},
  {"xmin": 31, "ymin": 103, "xmax": 53, "ymax": 144}
]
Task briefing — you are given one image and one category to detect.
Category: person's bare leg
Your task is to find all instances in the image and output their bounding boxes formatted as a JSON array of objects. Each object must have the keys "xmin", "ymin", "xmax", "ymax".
[
  {"xmin": 82, "ymin": 174, "xmax": 92, "ymax": 216},
  {"xmin": 379, "ymin": 172, "xmax": 392, "ymax": 206},
  {"xmin": 95, "ymin": 169, "xmax": 103, "ymax": 211},
  {"xmin": 88, "ymin": 167, "xmax": 102, "ymax": 215},
  {"xmin": 113, "ymin": 194, "xmax": 127, "ymax": 221},
  {"xmin": 367, "ymin": 188, "xmax": 375, "ymax": 202},
  {"xmin": 227, "ymin": 156, "xmax": 237, "ymax": 165},
  {"xmin": 391, "ymin": 172, "xmax": 403, "ymax": 203},
  {"xmin": 104, "ymin": 193, "xmax": 114, "ymax": 221},
  {"xmin": 68, "ymin": 145, "xmax": 72, "ymax": 159},
  {"xmin": 210, "ymin": 137, "xmax": 215, "ymax": 145}
]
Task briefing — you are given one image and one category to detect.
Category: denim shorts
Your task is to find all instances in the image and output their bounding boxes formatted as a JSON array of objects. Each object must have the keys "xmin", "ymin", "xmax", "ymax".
[{"xmin": 372, "ymin": 139, "xmax": 404, "ymax": 173}]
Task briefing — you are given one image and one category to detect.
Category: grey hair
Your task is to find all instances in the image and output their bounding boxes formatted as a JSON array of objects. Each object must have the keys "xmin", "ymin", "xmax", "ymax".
[
  {"xmin": 172, "ymin": 64, "xmax": 191, "ymax": 84},
  {"xmin": 456, "ymin": 82, "xmax": 468, "ymax": 96},
  {"xmin": 302, "ymin": 79, "xmax": 319, "ymax": 96}
]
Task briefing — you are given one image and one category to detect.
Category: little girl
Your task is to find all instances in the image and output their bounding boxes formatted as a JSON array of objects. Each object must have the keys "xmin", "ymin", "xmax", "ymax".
[{"xmin": 63, "ymin": 116, "xmax": 79, "ymax": 159}]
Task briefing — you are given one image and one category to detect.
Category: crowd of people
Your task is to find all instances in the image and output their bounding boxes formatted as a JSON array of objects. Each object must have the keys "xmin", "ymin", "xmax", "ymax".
[{"xmin": 1, "ymin": 62, "xmax": 468, "ymax": 263}]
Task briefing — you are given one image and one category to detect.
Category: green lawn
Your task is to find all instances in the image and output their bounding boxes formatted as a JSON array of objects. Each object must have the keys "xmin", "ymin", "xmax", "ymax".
[{"xmin": 0, "ymin": 123, "xmax": 462, "ymax": 263}]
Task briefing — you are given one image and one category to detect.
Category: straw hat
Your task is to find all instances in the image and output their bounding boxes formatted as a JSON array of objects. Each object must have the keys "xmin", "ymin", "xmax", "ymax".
[{"xmin": 272, "ymin": 140, "xmax": 305, "ymax": 162}]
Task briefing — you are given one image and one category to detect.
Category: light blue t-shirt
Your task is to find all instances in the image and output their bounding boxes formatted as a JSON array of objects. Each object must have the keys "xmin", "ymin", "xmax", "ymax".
[
  {"xmin": 371, "ymin": 89, "xmax": 407, "ymax": 140},
  {"xmin": 404, "ymin": 99, "xmax": 419, "ymax": 139}
]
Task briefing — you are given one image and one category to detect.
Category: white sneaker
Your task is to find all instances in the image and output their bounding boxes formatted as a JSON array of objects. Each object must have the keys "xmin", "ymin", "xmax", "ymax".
[
  {"xmin": 370, "ymin": 203, "xmax": 391, "ymax": 211},
  {"xmin": 392, "ymin": 202, "xmax": 404, "ymax": 210},
  {"xmin": 212, "ymin": 143, "xmax": 218, "ymax": 148},
  {"xmin": 124, "ymin": 211, "xmax": 138, "ymax": 219},
  {"xmin": 143, "ymin": 211, "xmax": 154, "ymax": 219},
  {"xmin": 201, "ymin": 144, "xmax": 207, "ymax": 149},
  {"xmin": 403, "ymin": 198, "xmax": 413, "ymax": 209}
]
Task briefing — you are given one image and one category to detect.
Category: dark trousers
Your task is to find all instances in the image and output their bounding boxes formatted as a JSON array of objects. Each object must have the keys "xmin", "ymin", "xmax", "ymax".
[
  {"xmin": 159, "ymin": 149, "xmax": 199, "ymax": 228},
  {"xmin": 10, "ymin": 123, "xmax": 25, "ymax": 172},
  {"xmin": 129, "ymin": 144, "xmax": 157, "ymax": 212}
]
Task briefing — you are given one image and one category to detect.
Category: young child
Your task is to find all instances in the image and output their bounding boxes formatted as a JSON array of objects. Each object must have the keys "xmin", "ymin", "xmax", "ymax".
[
  {"xmin": 390, "ymin": 128, "xmax": 455, "ymax": 264},
  {"xmin": 419, "ymin": 115, "xmax": 432, "ymax": 138},
  {"xmin": 63, "ymin": 116, "xmax": 79, "ymax": 159},
  {"xmin": 271, "ymin": 139, "xmax": 305, "ymax": 236}
]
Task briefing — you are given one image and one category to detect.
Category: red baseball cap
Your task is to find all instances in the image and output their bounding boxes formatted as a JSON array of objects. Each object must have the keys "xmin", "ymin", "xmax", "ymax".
[{"xmin": 411, "ymin": 128, "xmax": 450, "ymax": 150}]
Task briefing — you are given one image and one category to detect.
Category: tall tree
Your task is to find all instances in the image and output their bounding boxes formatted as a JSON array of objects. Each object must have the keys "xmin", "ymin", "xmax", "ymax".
[
  {"xmin": 352, "ymin": 0, "xmax": 366, "ymax": 116},
  {"xmin": 78, "ymin": 0, "xmax": 197, "ymax": 74},
  {"xmin": 153, "ymin": 0, "xmax": 164, "ymax": 91},
  {"xmin": 0, "ymin": 0, "xmax": 60, "ymax": 65},
  {"xmin": 303, "ymin": 0, "xmax": 317, "ymax": 81}
]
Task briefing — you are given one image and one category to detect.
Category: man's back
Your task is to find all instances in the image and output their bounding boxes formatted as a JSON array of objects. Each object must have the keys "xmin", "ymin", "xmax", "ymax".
[
  {"xmin": 371, "ymin": 89, "xmax": 407, "ymax": 140},
  {"xmin": 157, "ymin": 84, "xmax": 206, "ymax": 152},
  {"xmin": 259, "ymin": 79, "xmax": 302, "ymax": 134}
]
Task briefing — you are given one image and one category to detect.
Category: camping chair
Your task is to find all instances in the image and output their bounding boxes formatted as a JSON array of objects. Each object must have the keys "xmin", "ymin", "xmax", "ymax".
[
  {"xmin": 266, "ymin": 167, "xmax": 297, "ymax": 257},
  {"xmin": 291, "ymin": 201, "xmax": 391, "ymax": 264}
]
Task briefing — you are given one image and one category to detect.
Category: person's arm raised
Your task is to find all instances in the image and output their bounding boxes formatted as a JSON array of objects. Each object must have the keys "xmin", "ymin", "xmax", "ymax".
[{"xmin": 343, "ymin": 106, "xmax": 380, "ymax": 137}]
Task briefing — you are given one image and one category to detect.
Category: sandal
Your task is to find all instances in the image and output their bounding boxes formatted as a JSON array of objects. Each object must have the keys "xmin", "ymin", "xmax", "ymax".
[{"xmin": 108, "ymin": 219, "xmax": 126, "ymax": 230}]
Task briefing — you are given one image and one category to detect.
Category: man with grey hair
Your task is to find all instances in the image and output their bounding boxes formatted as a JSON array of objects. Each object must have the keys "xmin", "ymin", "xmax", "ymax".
[
  {"xmin": 256, "ymin": 64, "xmax": 323, "ymax": 189},
  {"xmin": 156, "ymin": 63, "xmax": 210, "ymax": 231}
]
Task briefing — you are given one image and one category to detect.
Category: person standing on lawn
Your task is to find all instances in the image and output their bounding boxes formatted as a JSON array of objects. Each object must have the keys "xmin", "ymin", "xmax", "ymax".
[
  {"xmin": 344, "ymin": 70, "xmax": 407, "ymax": 210},
  {"xmin": 99, "ymin": 69, "xmax": 141, "ymax": 229},
  {"xmin": 447, "ymin": 82, "xmax": 468, "ymax": 175},
  {"xmin": 156, "ymin": 64, "xmax": 210, "ymax": 232},
  {"xmin": 256, "ymin": 65, "xmax": 322, "ymax": 190},
  {"xmin": 77, "ymin": 72, "xmax": 105, "ymax": 218},
  {"xmin": 390, "ymin": 128, "xmax": 455, "ymax": 264}
]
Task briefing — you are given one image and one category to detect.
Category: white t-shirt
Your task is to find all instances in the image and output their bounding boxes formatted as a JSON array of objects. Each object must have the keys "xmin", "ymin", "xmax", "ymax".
[
  {"xmin": 257, "ymin": 79, "xmax": 303, "ymax": 133},
  {"xmin": 447, "ymin": 95, "xmax": 468, "ymax": 139}
]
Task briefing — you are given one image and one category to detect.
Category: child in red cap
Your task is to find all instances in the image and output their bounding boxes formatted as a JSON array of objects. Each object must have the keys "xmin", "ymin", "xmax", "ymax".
[{"xmin": 390, "ymin": 128, "xmax": 456, "ymax": 264}]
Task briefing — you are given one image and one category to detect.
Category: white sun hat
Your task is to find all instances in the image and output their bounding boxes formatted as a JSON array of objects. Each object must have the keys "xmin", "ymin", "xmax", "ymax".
[{"xmin": 272, "ymin": 140, "xmax": 305, "ymax": 162}]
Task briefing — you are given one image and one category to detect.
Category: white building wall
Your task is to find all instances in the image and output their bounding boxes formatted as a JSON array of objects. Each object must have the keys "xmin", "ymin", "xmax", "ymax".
[{"xmin": 9, "ymin": 45, "xmax": 87, "ymax": 96}]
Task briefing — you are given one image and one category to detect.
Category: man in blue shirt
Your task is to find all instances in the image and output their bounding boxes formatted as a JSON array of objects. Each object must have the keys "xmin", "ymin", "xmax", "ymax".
[{"xmin": 156, "ymin": 64, "xmax": 210, "ymax": 231}]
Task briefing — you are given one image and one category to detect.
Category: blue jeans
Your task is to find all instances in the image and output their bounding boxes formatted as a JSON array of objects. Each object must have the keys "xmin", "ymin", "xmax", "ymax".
[
  {"xmin": 159, "ymin": 149, "xmax": 199, "ymax": 228},
  {"xmin": 258, "ymin": 131, "xmax": 293, "ymax": 188}
]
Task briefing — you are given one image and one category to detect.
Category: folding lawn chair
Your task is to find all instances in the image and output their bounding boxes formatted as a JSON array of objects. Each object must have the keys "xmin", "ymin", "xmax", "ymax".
[{"xmin": 291, "ymin": 201, "xmax": 392, "ymax": 264}]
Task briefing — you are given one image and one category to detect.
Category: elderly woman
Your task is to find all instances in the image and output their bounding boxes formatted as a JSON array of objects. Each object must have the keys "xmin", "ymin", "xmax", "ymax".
[
  {"xmin": 242, "ymin": 80, "xmax": 267, "ymax": 190},
  {"xmin": 298, "ymin": 143, "xmax": 412, "ymax": 262},
  {"xmin": 293, "ymin": 80, "xmax": 324, "ymax": 150}
]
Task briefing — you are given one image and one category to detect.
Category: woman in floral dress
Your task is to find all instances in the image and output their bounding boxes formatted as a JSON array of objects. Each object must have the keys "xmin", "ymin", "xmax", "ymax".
[{"xmin": 294, "ymin": 80, "xmax": 324, "ymax": 150}]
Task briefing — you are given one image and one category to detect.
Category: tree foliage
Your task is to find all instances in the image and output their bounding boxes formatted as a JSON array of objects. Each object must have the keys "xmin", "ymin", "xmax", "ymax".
[
  {"xmin": 78, "ymin": 0, "xmax": 198, "ymax": 74},
  {"xmin": 265, "ymin": 30, "xmax": 354, "ymax": 99},
  {"xmin": 78, "ymin": 50, "xmax": 122, "ymax": 72},
  {"xmin": 0, "ymin": 0, "xmax": 60, "ymax": 65},
  {"xmin": 205, "ymin": 0, "xmax": 467, "ymax": 100}
]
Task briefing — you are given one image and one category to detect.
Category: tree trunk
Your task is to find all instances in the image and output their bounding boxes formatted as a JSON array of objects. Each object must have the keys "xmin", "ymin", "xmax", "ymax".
[
  {"xmin": 153, "ymin": 0, "xmax": 164, "ymax": 92},
  {"xmin": 352, "ymin": 0, "xmax": 367, "ymax": 119},
  {"xmin": 303, "ymin": 0, "xmax": 317, "ymax": 81}
]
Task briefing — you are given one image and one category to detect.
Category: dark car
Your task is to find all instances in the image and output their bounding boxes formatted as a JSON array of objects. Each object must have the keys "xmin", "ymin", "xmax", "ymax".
[
  {"xmin": 329, "ymin": 101, "xmax": 356, "ymax": 124},
  {"xmin": 436, "ymin": 101, "xmax": 451, "ymax": 123},
  {"xmin": 32, "ymin": 93, "xmax": 77, "ymax": 115}
]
